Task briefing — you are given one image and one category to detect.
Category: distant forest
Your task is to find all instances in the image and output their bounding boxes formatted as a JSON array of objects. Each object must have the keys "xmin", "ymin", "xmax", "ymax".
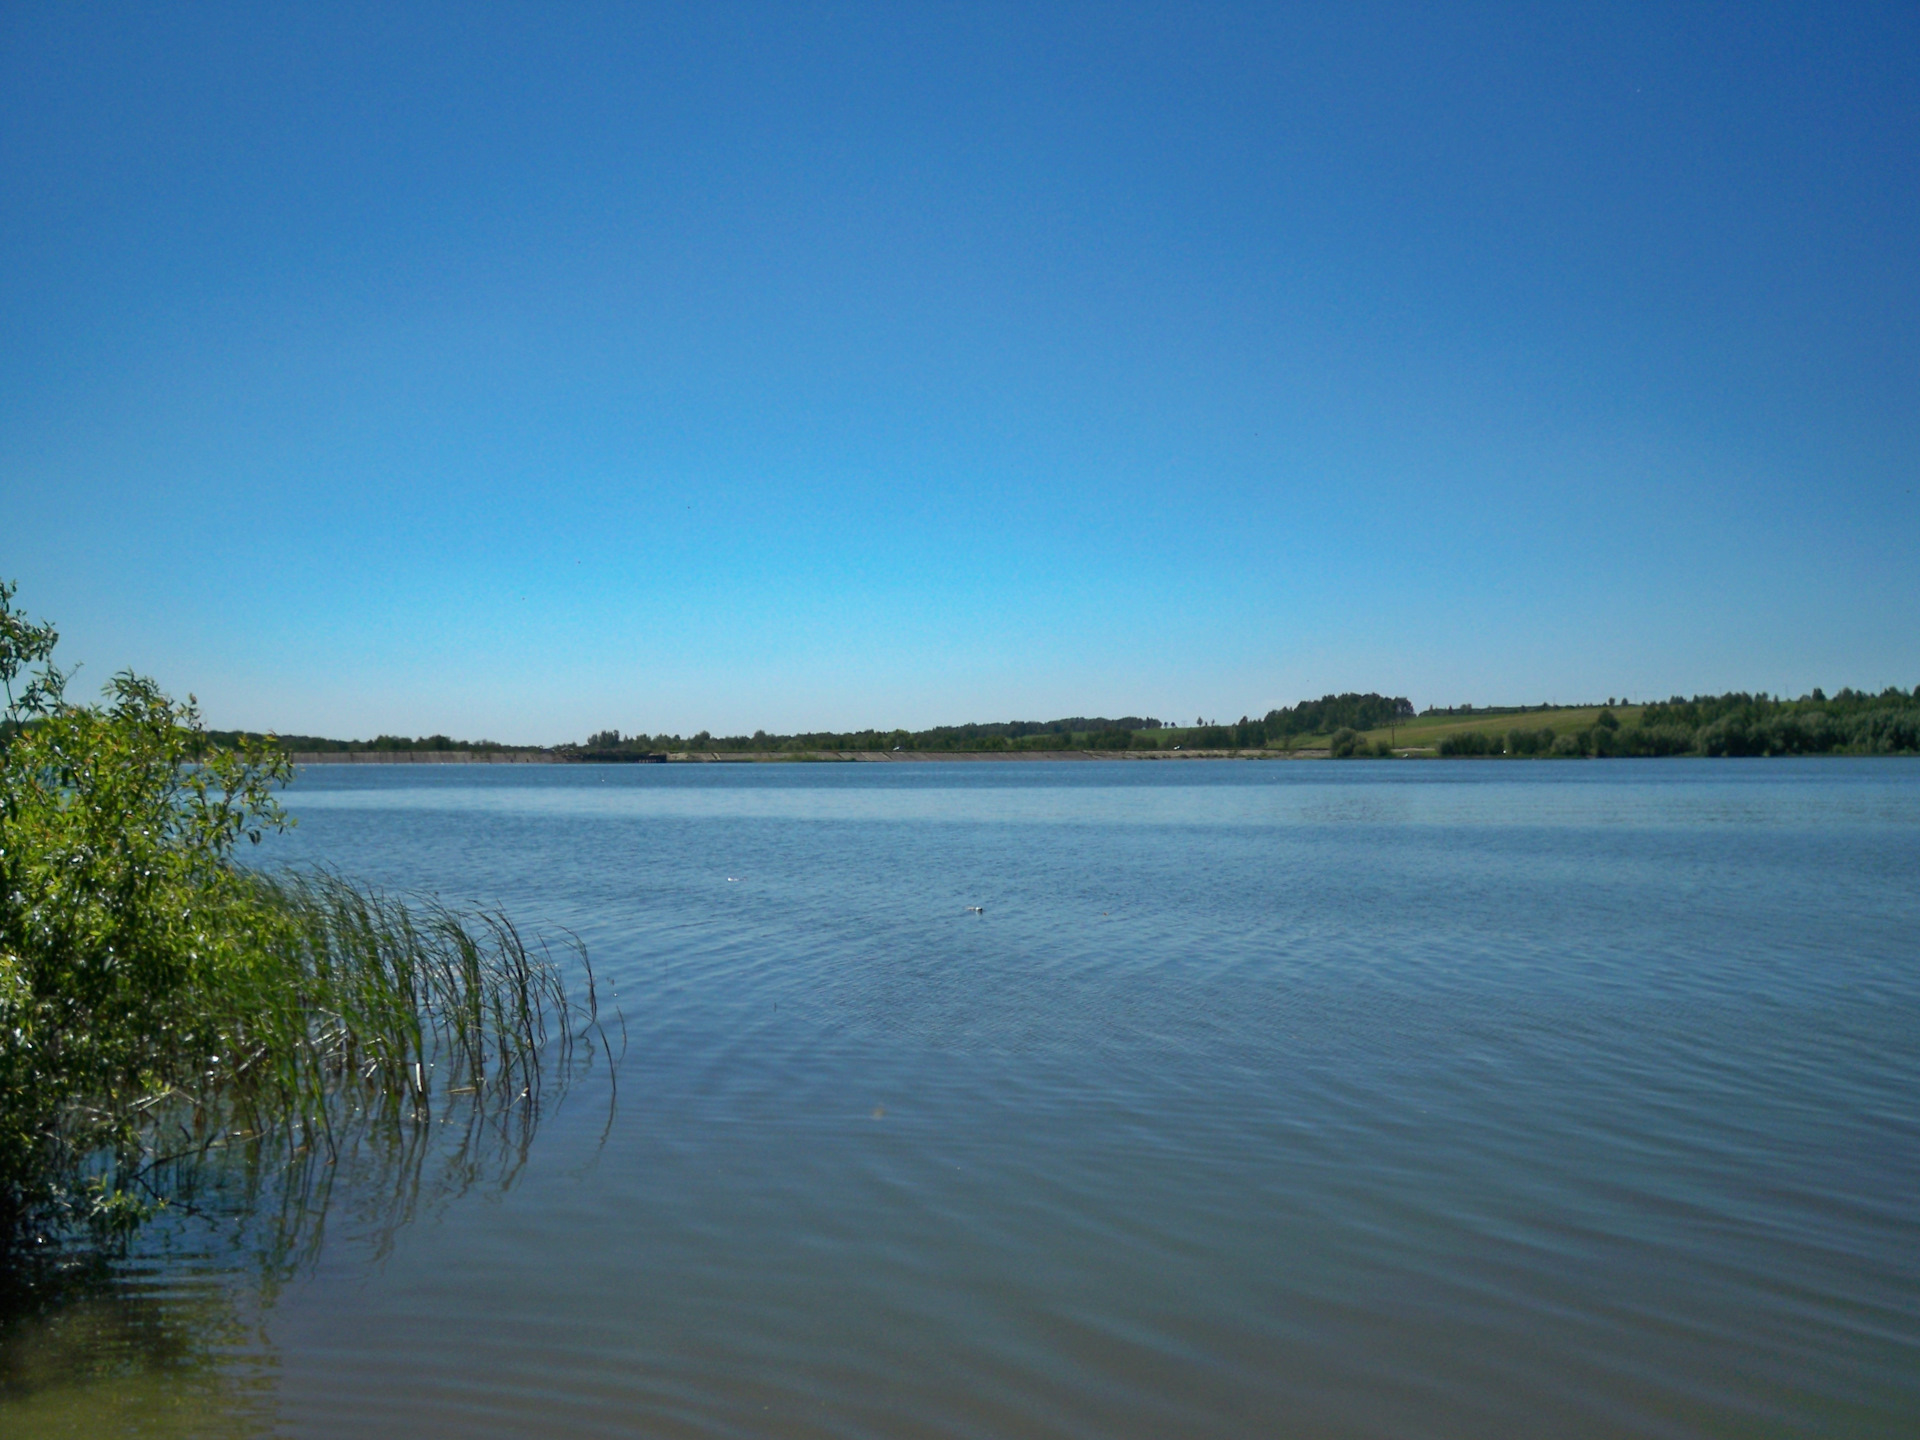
[
  {"xmin": 1433, "ymin": 688, "xmax": 1920, "ymax": 758},
  {"xmin": 211, "ymin": 687, "xmax": 1920, "ymax": 760},
  {"xmin": 575, "ymin": 715, "xmax": 1170, "ymax": 756},
  {"xmin": 204, "ymin": 730, "xmax": 540, "ymax": 755},
  {"xmin": 573, "ymin": 694, "xmax": 1416, "ymax": 756}
]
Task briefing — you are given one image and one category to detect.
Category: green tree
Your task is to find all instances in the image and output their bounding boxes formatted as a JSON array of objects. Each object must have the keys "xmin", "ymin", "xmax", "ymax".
[
  {"xmin": 1, "ymin": 584, "xmax": 295, "ymax": 1249},
  {"xmin": 0, "ymin": 583, "xmax": 590, "ymax": 1263}
]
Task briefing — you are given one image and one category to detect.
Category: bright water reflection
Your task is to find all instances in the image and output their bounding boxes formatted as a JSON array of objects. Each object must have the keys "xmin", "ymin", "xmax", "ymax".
[{"xmin": 5, "ymin": 759, "xmax": 1917, "ymax": 1437}]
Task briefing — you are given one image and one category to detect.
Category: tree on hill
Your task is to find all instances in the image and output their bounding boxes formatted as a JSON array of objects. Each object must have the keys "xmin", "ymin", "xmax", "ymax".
[{"xmin": 1264, "ymin": 694, "xmax": 1414, "ymax": 738}]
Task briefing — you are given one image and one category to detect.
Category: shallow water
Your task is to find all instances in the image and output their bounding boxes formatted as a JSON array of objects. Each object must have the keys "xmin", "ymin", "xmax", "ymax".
[{"xmin": 5, "ymin": 759, "xmax": 1917, "ymax": 1437}]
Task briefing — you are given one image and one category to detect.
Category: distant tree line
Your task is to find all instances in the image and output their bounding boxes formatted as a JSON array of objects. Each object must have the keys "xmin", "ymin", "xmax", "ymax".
[
  {"xmin": 1154, "ymin": 695, "xmax": 1416, "ymax": 753},
  {"xmin": 571, "ymin": 697, "xmax": 1418, "ymax": 755},
  {"xmin": 1266, "ymin": 693, "xmax": 1415, "ymax": 737},
  {"xmin": 205, "ymin": 731, "xmax": 541, "ymax": 755},
  {"xmin": 1430, "ymin": 688, "xmax": 1920, "ymax": 759},
  {"xmin": 204, "ymin": 686, "xmax": 1919, "ymax": 763},
  {"xmin": 568, "ymin": 718, "xmax": 1170, "ymax": 755}
]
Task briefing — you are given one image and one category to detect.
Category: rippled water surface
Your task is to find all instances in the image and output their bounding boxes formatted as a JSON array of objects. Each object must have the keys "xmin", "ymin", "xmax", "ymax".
[{"xmin": 6, "ymin": 759, "xmax": 1918, "ymax": 1437}]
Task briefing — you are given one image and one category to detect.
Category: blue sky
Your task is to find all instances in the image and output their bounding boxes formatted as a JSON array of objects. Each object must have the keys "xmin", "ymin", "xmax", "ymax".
[{"xmin": 3, "ymin": 2, "xmax": 1916, "ymax": 742}]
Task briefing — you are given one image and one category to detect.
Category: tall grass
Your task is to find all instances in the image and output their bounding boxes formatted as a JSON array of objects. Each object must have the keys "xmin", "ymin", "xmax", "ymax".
[
  {"xmin": 118, "ymin": 872, "xmax": 613, "ymax": 1285},
  {"xmin": 124, "ymin": 872, "xmax": 605, "ymax": 1196}
]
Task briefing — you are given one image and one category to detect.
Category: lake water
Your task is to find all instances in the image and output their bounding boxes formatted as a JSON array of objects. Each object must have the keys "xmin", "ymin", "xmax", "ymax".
[{"xmin": 4, "ymin": 759, "xmax": 1918, "ymax": 1437}]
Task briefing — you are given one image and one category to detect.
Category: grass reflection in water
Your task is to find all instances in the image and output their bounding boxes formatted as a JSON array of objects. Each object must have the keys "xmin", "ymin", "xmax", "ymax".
[{"xmin": 0, "ymin": 920, "xmax": 617, "ymax": 1438}]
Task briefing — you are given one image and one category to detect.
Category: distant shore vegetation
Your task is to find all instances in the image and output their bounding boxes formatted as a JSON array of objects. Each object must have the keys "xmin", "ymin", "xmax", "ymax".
[
  {"xmin": 1422, "ymin": 689, "xmax": 1920, "ymax": 759},
  {"xmin": 202, "ymin": 688, "xmax": 1920, "ymax": 764},
  {"xmin": 565, "ymin": 695, "xmax": 1423, "ymax": 758},
  {"xmin": 567, "ymin": 688, "xmax": 1920, "ymax": 759},
  {"xmin": 202, "ymin": 730, "xmax": 543, "ymax": 756}
]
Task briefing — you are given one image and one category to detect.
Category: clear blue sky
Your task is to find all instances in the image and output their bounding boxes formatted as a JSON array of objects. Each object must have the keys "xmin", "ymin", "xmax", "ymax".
[{"xmin": 4, "ymin": 2, "xmax": 1916, "ymax": 742}]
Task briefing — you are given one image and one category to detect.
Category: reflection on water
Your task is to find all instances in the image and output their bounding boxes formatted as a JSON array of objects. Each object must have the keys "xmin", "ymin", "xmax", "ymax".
[
  {"xmin": 0, "ymin": 1259, "xmax": 273, "ymax": 1439},
  {"xmin": 0, "ymin": 956, "xmax": 611, "ymax": 1437},
  {"xmin": 4, "ymin": 760, "xmax": 1918, "ymax": 1438}
]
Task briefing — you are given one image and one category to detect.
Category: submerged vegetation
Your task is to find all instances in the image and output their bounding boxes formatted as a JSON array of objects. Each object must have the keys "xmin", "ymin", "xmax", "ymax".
[{"xmin": 0, "ymin": 581, "xmax": 602, "ymax": 1269}]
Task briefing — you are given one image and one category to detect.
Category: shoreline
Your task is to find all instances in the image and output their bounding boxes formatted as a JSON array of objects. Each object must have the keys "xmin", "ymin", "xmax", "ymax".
[{"xmin": 288, "ymin": 748, "xmax": 1337, "ymax": 765}]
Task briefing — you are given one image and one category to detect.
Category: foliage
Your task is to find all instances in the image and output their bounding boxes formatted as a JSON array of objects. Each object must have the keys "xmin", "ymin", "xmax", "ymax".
[
  {"xmin": 568, "ymin": 716, "xmax": 1168, "ymax": 754},
  {"xmin": 1264, "ymin": 693, "xmax": 1414, "ymax": 739},
  {"xmin": 0, "ymin": 583, "xmax": 595, "ymax": 1266},
  {"xmin": 572, "ymin": 700, "xmax": 1424, "ymax": 757},
  {"xmin": 1433, "ymin": 689, "xmax": 1920, "ymax": 759},
  {"xmin": 1505, "ymin": 726, "xmax": 1556, "ymax": 756},
  {"xmin": 1638, "ymin": 689, "xmax": 1920, "ymax": 756},
  {"xmin": 226, "ymin": 687, "xmax": 1920, "ymax": 766},
  {"xmin": 204, "ymin": 730, "xmax": 541, "ymax": 756}
]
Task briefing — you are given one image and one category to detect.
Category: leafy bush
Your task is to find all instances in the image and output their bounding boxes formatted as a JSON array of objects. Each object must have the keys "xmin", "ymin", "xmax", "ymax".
[
  {"xmin": 0, "ymin": 583, "xmax": 595, "ymax": 1264},
  {"xmin": 1623, "ymin": 723, "xmax": 1695, "ymax": 756},
  {"xmin": 1441, "ymin": 690, "xmax": 1920, "ymax": 760},
  {"xmin": 1507, "ymin": 727, "xmax": 1555, "ymax": 756},
  {"xmin": 1638, "ymin": 690, "xmax": 1919, "ymax": 755}
]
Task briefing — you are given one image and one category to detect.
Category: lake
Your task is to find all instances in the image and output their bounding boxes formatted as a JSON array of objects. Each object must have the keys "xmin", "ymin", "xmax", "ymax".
[{"xmin": 4, "ymin": 759, "xmax": 1917, "ymax": 1437}]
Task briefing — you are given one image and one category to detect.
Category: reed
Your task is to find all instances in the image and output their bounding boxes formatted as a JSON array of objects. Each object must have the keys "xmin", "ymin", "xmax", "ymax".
[
  {"xmin": 2, "ymin": 863, "xmax": 605, "ymax": 1270},
  {"xmin": 125, "ymin": 871, "xmax": 600, "ymax": 1175}
]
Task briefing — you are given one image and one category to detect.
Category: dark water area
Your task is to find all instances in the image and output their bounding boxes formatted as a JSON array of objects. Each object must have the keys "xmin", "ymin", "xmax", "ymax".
[{"xmin": 4, "ymin": 759, "xmax": 1918, "ymax": 1437}]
